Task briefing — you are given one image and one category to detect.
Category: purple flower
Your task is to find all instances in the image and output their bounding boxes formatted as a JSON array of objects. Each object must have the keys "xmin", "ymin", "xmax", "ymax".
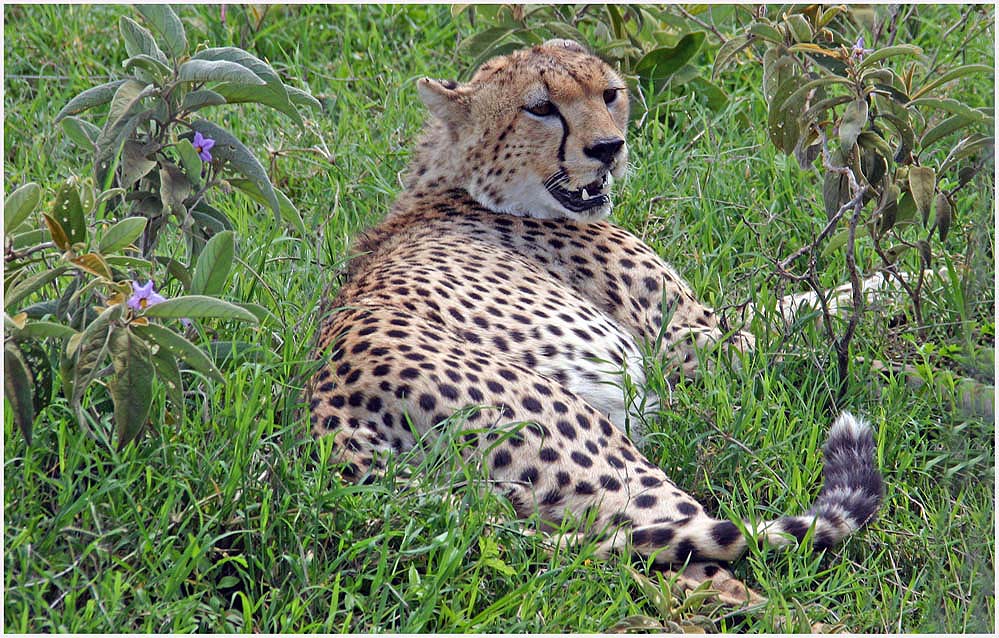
[
  {"xmin": 193, "ymin": 131, "xmax": 216, "ymax": 162},
  {"xmin": 851, "ymin": 36, "xmax": 872, "ymax": 60},
  {"xmin": 127, "ymin": 280, "xmax": 167, "ymax": 311}
]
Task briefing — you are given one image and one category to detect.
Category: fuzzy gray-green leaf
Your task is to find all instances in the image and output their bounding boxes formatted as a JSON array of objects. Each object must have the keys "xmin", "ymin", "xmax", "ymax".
[
  {"xmin": 120, "ymin": 140, "xmax": 159, "ymax": 188},
  {"xmin": 229, "ymin": 177, "xmax": 305, "ymax": 235},
  {"xmin": 190, "ymin": 119, "xmax": 279, "ymax": 218},
  {"xmin": 935, "ymin": 192, "xmax": 952, "ymax": 241},
  {"xmin": 136, "ymin": 5, "xmax": 187, "ymax": 59},
  {"xmin": 98, "ymin": 216, "xmax": 148, "ymax": 253},
  {"xmin": 108, "ymin": 326, "xmax": 154, "ymax": 448},
  {"xmin": 4, "ymin": 342, "xmax": 35, "ymax": 443},
  {"xmin": 193, "ymin": 47, "xmax": 302, "ymax": 126},
  {"xmin": 191, "ymin": 230, "xmax": 234, "ymax": 296},
  {"xmin": 71, "ymin": 304, "xmax": 122, "ymax": 414},
  {"xmin": 839, "ymin": 98, "xmax": 868, "ymax": 151},
  {"xmin": 180, "ymin": 89, "xmax": 227, "ymax": 113},
  {"xmin": 177, "ymin": 59, "xmax": 266, "ymax": 86},
  {"xmin": 123, "ymin": 53, "xmax": 173, "ymax": 80},
  {"xmin": 142, "ymin": 295, "xmax": 258, "ymax": 323},
  {"xmin": 51, "ymin": 181, "xmax": 87, "ymax": 246},
  {"xmin": 119, "ymin": 15, "xmax": 168, "ymax": 64},
  {"xmin": 908, "ymin": 165, "xmax": 935, "ymax": 225},
  {"xmin": 133, "ymin": 323, "xmax": 224, "ymax": 382},
  {"xmin": 61, "ymin": 117, "xmax": 102, "ymax": 151},
  {"xmin": 4, "ymin": 182, "xmax": 42, "ymax": 234},
  {"xmin": 4, "ymin": 266, "xmax": 70, "ymax": 311},
  {"xmin": 56, "ymin": 79, "xmax": 129, "ymax": 123}
]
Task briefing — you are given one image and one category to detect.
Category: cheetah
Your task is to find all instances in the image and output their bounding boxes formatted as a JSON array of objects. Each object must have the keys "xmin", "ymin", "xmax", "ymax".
[{"xmin": 308, "ymin": 40, "xmax": 883, "ymax": 578}]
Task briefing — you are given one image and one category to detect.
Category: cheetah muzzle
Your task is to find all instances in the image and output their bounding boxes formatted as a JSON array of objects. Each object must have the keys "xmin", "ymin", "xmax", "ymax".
[{"xmin": 309, "ymin": 39, "xmax": 884, "ymax": 582}]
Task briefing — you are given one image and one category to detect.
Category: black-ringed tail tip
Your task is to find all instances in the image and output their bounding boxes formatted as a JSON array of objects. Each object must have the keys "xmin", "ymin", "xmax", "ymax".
[{"xmin": 605, "ymin": 412, "xmax": 884, "ymax": 566}]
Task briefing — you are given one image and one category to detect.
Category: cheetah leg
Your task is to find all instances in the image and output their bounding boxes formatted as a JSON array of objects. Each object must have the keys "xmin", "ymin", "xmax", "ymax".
[{"xmin": 745, "ymin": 268, "xmax": 949, "ymax": 327}]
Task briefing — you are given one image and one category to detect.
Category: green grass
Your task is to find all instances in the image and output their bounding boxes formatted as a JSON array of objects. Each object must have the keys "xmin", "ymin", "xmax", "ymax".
[{"xmin": 4, "ymin": 4, "xmax": 995, "ymax": 633}]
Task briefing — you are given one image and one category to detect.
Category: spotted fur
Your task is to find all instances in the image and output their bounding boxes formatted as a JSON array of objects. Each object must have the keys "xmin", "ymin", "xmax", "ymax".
[{"xmin": 308, "ymin": 40, "xmax": 884, "ymax": 570}]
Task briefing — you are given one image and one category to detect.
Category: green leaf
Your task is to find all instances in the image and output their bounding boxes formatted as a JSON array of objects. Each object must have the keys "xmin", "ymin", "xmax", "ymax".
[
  {"xmin": 71, "ymin": 304, "xmax": 122, "ymax": 415},
  {"xmin": 286, "ymin": 85, "xmax": 322, "ymax": 111},
  {"xmin": 762, "ymin": 52, "xmax": 797, "ymax": 105},
  {"xmin": 4, "ymin": 266, "xmax": 70, "ymax": 311},
  {"xmin": 686, "ymin": 76, "xmax": 728, "ymax": 112},
  {"xmin": 908, "ymin": 165, "xmax": 936, "ymax": 226},
  {"xmin": 767, "ymin": 78, "xmax": 800, "ymax": 153},
  {"xmin": 142, "ymin": 295, "xmax": 258, "ymax": 323},
  {"xmin": 907, "ymin": 97, "xmax": 989, "ymax": 124},
  {"xmin": 234, "ymin": 302, "xmax": 279, "ymax": 327},
  {"xmin": 136, "ymin": 4, "xmax": 187, "ymax": 59},
  {"xmin": 108, "ymin": 326, "xmax": 154, "ymax": 448},
  {"xmin": 749, "ymin": 23, "xmax": 784, "ymax": 43},
  {"xmin": 229, "ymin": 178, "xmax": 305, "ymax": 235},
  {"xmin": 779, "ymin": 77, "xmax": 851, "ymax": 114},
  {"xmin": 119, "ymin": 15, "xmax": 168, "ymax": 64},
  {"xmin": 9, "ymin": 320, "xmax": 78, "ymax": 340},
  {"xmin": 123, "ymin": 53, "xmax": 173, "ymax": 80},
  {"xmin": 4, "ymin": 182, "xmax": 42, "ymax": 234},
  {"xmin": 105, "ymin": 79, "xmax": 156, "ymax": 128},
  {"xmin": 191, "ymin": 230, "xmax": 234, "ymax": 296},
  {"xmin": 785, "ymin": 14, "xmax": 812, "ymax": 43},
  {"xmin": 10, "ymin": 229, "xmax": 48, "ymax": 251},
  {"xmin": 939, "ymin": 134, "xmax": 994, "ymax": 175},
  {"xmin": 149, "ymin": 340, "xmax": 184, "ymax": 410},
  {"xmin": 120, "ymin": 140, "xmax": 159, "ymax": 188},
  {"xmin": 61, "ymin": 116, "xmax": 102, "ymax": 151},
  {"xmin": 51, "ymin": 181, "xmax": 87, "ymax": 246},
  {"xmin": 99, "ymin": 217, "xmax": 148, "ymax": 253},
  {"xmin": 180, "ymin": 89, "xmax": 227, "ymax": 113},
  {"xmin": 457, "ymin": 26, "xmax": 517, "ymax": 61},
  {"xmin": 711, "ymin": 34, "xmax": 755, "ymax": 80},
  {"xmin": 177, "ymin": 59, "xmax": 266, "ymax": 85},
  {"xmin": 935, "ymin": 192, "xmax": 952, "ymax": 241},
  {"xmin": 175, "ymin": 139, "xmax": 204, "ymax": 188},
  {"xmin": 43, "ymin": 213, "xmax": 70, "ymax": 250},
  {"xmin": 876, "ymin": 183, "xmax": 900, "ymax": 235},
  {"xmin": 635, "ymin": 33, "xmax": 705, "ymax": 86},
  {"xmin": 822, "ymin": 168, "xmax": 849, "ymax": 219},
  {"xmin": 159, "ymin": 163, "xmax": 192, "ymax": 217},
  {"xmin": 920, "ymin": 113, "xmax": 982, "ymax": 149},
  {"xmin": 876, "ymin": 112, "xmax": 916, "ymax": 160},
  {"xmin": 190, "ymin": 119, "xmax": 279, "ymax": 218},
  {"xmin": 132, "ymin": 323, "xmax": 224, "ymax": 382},
  {"xmin": 193, "ymin": 47, "xmax": 303, "ymax": 126},
  {"xmin": 104, "ymin": 255, "xmax": 153, "ymax": 270},
  {"xmin": 896, "ymin": 190, "xmax": 918, "ymax": 225},
  {"xmin": 69, "ymin": 253, "xmax": 113, "ymax": 280},
  {"xmin": 839, "ymin": 98, "xmax": 868, "ymax": 150},
  {"xmin": 912, "ymin": 64, "xmax": 994, "ymax": 100},
  {"xmin": 856, "ymin": 44, "xmax": 922, "ymax": 72},
  {"xmin": 160, "ymin": 257, "xmax": 193, "ymax": 291},
  {"xmin": 95, "ymin": 81, "xmax": 157, "ymax": 188},
  {"xmin": 4, "ymin": 342, "xmax": 35, "ymax": 443},
  {"xmin": 55, "ymin": 79, "xmax": 127, "ymax": 122}
]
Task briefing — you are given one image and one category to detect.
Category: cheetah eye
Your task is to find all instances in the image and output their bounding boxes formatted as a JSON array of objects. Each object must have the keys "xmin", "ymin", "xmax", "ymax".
[
  {"xmin": 524, "ymin": 100, "xmax": 557, "ymax": 117},
  {"xmin": 603, "ymin": 88, "xmax": 622, "ymax": 105}
]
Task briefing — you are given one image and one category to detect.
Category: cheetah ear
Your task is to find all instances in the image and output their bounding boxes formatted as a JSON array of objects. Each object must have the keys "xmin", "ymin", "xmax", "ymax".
[{"xmin": 417, "ymin": 77, "xmax": 470, "ymax": 125}]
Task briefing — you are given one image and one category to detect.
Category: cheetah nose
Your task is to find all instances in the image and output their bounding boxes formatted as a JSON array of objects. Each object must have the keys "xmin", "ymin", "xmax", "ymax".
[{"xmin": 584, "ymin": 137, "xmax": 625, "ymax": 165}]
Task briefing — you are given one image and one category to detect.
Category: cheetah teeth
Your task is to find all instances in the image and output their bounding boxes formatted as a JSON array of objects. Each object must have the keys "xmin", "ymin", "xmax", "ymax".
[{"xmin": 581, "ymin": 188, "xmax": 591, "ymax": 200}]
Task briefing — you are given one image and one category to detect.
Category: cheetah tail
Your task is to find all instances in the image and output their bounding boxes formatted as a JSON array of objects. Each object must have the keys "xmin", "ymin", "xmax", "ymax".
[{"xmin": 754, "ymin": 411, "xmax": 884, "ymax": 552}]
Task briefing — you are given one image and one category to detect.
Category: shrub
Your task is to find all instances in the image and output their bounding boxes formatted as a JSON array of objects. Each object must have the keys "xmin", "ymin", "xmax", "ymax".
[{"xmin": 4, "ymin": 5, "xmax": 318, "ymax": 447}]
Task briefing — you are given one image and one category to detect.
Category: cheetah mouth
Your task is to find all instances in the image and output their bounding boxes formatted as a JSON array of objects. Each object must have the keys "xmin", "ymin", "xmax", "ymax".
[{"xmin": 545, "ymin": 171, "xmax": 610, "ymax": 213}]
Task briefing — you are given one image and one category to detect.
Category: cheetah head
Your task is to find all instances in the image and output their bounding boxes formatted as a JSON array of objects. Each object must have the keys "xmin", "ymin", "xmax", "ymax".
[{"xmin": 416, "ymin": 39, "xmax": 629, "ymax": 222}]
